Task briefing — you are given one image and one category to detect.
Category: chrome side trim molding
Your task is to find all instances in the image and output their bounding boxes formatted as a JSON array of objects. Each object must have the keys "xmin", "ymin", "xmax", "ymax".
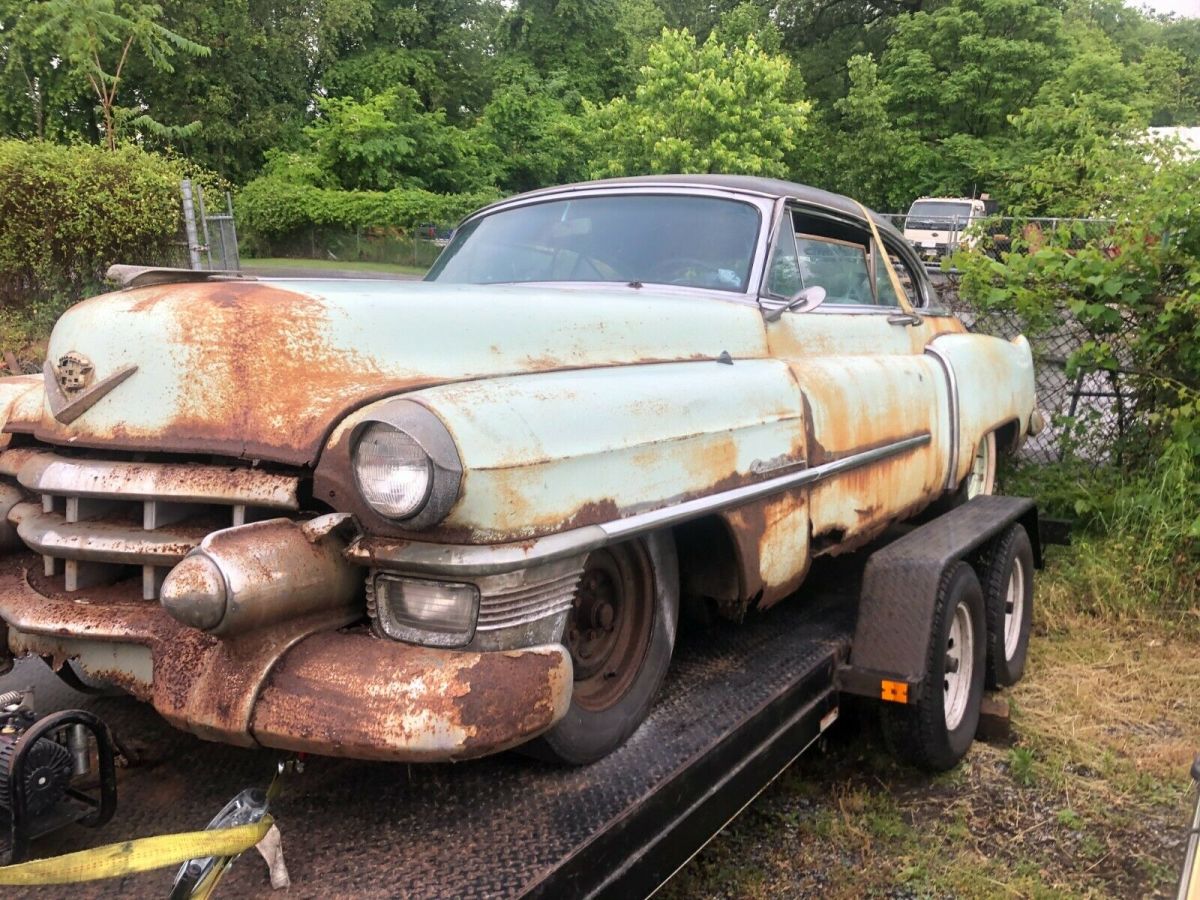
[
  {"xmin": 349, "ymin": 433, "xmax": 931, "ymax": 577},
  {"xmin": 924, "ymin": 343, "xmax": 960, "ymax": 491}
]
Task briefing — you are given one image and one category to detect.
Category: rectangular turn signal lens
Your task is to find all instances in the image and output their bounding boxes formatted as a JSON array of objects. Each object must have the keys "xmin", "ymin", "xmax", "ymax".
[
  {"xmin": 373, "ymin": 574, "xmax": 480, "ymax": 648},
  {"xmin": 880, "ymin": 680, "xmax": 909, "ymax": 703}
]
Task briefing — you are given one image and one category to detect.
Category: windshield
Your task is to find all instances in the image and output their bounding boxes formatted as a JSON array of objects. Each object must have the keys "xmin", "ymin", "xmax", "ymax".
[
  {"xmin": 905, "ymin": 201, "xmax": 974, "ymax": 231},
  {"xmin": 426, "ymin": 194, "xmax": 761, "ymax": 293}
]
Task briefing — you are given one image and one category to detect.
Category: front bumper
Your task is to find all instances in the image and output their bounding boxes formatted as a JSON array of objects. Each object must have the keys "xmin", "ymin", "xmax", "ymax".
[{"xmin": 0, "ymin": 554, "xmax": 573, "ymax": 761}]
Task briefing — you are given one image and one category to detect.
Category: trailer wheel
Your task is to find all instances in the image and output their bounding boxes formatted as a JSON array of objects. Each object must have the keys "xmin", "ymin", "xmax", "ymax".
[
  {"xmin": 530, "ymin": 532, "xmax": 679, "ymax": 765},
  {"xmin": 882, "ymin": 562, "xmax": 985, "ymax": 772},
  {"xmin": 980, "ymin": 524, "xmax": 1034, "ymax": 688}
]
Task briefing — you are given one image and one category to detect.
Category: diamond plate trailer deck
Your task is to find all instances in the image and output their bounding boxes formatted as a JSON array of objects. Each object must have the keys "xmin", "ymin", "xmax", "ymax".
[{"xmin": 0, "ymin": 497, "xmax": 1042, "ymax": 899}]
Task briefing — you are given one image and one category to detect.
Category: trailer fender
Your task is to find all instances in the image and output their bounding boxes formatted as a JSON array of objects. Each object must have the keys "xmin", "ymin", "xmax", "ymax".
[{"xmin": 836, "ymin": 495, "xmax": 1039, "ymax": 703}]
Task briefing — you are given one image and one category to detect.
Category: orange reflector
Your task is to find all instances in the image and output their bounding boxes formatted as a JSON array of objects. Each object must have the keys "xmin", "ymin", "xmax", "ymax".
[{"xmin": 881, "ymin": 680, "xmax": 909, "ymax": 703}]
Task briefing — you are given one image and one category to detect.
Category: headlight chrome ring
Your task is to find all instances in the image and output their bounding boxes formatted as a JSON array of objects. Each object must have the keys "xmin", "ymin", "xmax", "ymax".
[
  {"xmin": 349, "ymin": 400, "xmax": 463, "ymax": 528},
  {"xmin": 353, "ymin": 423, "xmax": 434, "ymax": 519}
]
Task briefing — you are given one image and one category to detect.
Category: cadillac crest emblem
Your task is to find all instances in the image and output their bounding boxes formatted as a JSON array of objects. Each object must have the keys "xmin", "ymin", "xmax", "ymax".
[
  {"xmin": 43, "ymin": 352, "xmax": 138, "ymax": 425},
  {"xmin": 54, "ymin": 352, "xmax": 94, "ymax": 395}
]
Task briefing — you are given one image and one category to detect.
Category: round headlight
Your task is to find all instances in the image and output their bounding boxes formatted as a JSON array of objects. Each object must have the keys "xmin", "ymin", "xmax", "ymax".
[{"xmin": 353, "ymin": 423, "xmax": 434, "ymax": 520}]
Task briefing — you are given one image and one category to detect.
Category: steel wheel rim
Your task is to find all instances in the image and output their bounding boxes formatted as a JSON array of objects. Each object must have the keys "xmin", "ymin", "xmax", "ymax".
[
  {"xmin": 966, "ymin": 436, "xmax": 992, "ymax": 499},
  {"xmin": 944, "ymin": 600, "xmax": 974, "ymax": 730},
  {"xmin": 1004, "ymin": 556, "xmax": 1026, "ymax": 659},
  {"xmin": 566, "ymin": 544, "xmax": 653, "ymax": 713}
]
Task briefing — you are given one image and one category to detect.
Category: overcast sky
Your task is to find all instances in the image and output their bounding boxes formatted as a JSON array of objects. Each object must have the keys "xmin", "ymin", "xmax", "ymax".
[{"xmin": 1136, "ymin": 0, "xmax": 1198, "ymax": 17}]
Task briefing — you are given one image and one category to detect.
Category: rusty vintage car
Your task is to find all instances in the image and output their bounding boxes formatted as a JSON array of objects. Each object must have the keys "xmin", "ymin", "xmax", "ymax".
[{"xmin": 0, "ymin": 176, "xmax": 1038, "ymax": 765}]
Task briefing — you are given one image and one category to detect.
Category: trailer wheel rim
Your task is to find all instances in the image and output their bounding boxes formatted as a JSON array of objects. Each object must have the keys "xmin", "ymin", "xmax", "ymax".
[
  {"xmin": 1004, "ymin": 555, "xmax": 1026, "ymax": 660},
  {"xmin": 944, "ymin": 600, "xmax": 974, "ymax": 730},
  {"xmin": 566, "ymin": 544, "xmax": 654, "ymax": 713}
]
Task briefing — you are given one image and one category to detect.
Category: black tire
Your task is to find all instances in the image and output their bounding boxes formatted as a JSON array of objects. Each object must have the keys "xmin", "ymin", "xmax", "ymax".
[
  {"xmin": 529, "ymin": 531, "xmax": 679, "ymax": 765},
  {"xmin": 979, "ymin": 524, "xmax": 1034, "ymax": 688},
  {"xmin": 881, "ymin": 561, "xmax": 986, "ymax": 772}
]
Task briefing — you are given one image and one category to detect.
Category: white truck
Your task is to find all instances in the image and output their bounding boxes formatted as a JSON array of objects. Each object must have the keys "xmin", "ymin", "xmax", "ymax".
[{"xmin": 903, "ymin": 196, "xmax": 999, "ymax": 263}]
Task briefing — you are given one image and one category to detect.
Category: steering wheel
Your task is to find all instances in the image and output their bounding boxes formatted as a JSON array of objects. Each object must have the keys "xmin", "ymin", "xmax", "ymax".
[{"xmin": 646, "ymin": 256, "xmax": 720, "ymax": 286}]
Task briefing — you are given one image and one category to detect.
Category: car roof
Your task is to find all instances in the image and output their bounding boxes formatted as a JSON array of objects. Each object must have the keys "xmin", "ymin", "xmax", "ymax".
[{"xmin": 475, "ymin": 174, "xmax": 909, "ymax": 246}]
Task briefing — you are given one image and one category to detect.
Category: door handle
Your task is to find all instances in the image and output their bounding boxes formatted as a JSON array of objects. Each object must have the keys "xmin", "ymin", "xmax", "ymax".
[{"xmin": 887, "ymin": 313, "xmax": 921, "ymax": 327}]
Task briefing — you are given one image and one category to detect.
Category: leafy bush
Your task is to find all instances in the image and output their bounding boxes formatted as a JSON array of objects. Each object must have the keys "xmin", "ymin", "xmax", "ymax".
[
  {"xmin": 959, "ymin": 149, "xmax": 1200, "ymax": 465},
  {"xmin": 0, "ymin": 140, "xmax": 186, "ymax": 319},
  {"xmin": 237, "ymin": 178, "xmax": 498, "ymax": 255}
]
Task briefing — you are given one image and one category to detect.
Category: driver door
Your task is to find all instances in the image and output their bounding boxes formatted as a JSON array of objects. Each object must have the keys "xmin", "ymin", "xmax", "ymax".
[{"xmin": 764, "ymin": 204, "xmax": 951, "ymax": 550}]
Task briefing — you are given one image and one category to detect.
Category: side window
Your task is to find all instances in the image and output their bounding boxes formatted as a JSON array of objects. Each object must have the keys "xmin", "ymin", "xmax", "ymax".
[
  {"xmin": 766, "ymin": 228, "xmax": 803, "ymax": 297},
  {"xmin": 873, "ymin": 242, "xmax": 902, "ymax": 307},
  {"xmin": 795, "ymin": 236, "xmax": 873, "ymax": 305},
  {"xmin": 765, "ymin": 207, "xmax": 885, "ymax": 307}
]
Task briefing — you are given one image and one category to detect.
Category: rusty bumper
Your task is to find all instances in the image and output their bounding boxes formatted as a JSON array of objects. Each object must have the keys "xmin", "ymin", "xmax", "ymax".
[{"xmin": 0, "ymin": 555, "xmax": 573, "ymax": 762}]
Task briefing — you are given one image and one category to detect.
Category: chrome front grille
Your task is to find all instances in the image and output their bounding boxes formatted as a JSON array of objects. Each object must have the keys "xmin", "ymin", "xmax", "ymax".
[{"xmin": 0, "ymin": 447, "xmax": 302, "ymax": 600}]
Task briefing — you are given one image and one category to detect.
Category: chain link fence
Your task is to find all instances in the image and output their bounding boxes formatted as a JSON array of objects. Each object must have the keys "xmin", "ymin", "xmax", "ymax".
[
  {"xmin": 927, "ymin": 270, "xmax": 1138, "ymax": 466},
  {"xmin": 243, "ymin": 225, "xmax": 448, "ymax": 271}
]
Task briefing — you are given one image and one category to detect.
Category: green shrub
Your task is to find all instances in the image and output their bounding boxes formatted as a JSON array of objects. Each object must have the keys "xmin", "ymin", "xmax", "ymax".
[
  {"xmin": 237, "ymin": 178, "xmax": 499, "ymax": 256},
  {"xmin": 1005, "ymin": 448, "xmax": 1198, "ymax": 620},
  {"xmin": 0, "ymin": 141, "xmax": 187, "ymax": 322}
]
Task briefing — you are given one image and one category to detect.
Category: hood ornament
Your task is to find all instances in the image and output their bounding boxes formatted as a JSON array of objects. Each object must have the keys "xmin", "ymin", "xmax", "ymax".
[{"xmin": 44, "ymin": 353, "xmax": 138, "ymax": 425}]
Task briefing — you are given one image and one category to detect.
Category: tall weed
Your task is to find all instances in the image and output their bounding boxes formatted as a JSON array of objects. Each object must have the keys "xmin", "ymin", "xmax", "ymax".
[{"xmin": 1010, "ymin": 447, "xmax": 1199, "ymax": 621}]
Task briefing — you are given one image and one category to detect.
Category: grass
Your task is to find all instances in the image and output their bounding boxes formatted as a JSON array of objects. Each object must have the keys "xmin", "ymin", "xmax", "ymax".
[
  {"xmin": 240, "ymin": 257, "xmax": 426, "ymax": 276},
  {"xmin": 659, "ymin": 537, "xmax": 1200, "ymax": 899}
]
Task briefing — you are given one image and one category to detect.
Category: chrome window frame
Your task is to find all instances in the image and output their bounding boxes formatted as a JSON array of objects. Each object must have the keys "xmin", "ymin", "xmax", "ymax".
[{"xmin": 759, "ymin": 197, "xmax": 938, "ymax": 317}]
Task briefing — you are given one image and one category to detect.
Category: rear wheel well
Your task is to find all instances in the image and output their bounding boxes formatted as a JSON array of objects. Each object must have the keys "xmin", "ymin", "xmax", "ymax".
[{"xmin": 994, "ymin": 419, "xmax": 1021, "ymax": 456}]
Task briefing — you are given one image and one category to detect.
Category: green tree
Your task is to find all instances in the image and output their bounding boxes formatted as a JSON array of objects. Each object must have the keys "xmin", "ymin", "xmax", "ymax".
[
  {"xmin": 881, "ymin": 0, "xmax": 1064, "ymax": 140},
  {"xmin": 35, "ymin": 0, "xmax": 209, "ymax": 150},
  {"xmin": 500, "ymin": 0, "xmax": 633, "ymax": 101},
  {"xmin": 587, "ymin": 27, "xmax": 811, "ymax": 178},
  {"xmin": 474, "ymin": 68, "xmax": 587, "ymax": 193},
  {"xmin": 116, "ymin": 0, "xmax": 333, "ymax": 183},
  {"xmin": 297, "ymin": 87, "xmax": 493, "ymax": 194},
  {"xmin": 1003, "ymin": 26, "xmax": 1151, "ymax": 214},
  {"xmin": 814, "ymin": 53, "xmax": 929, "ymax": 209},
  {"xmin": 321, "ymin": 0, "xmax": 503, "ymax": 119}
]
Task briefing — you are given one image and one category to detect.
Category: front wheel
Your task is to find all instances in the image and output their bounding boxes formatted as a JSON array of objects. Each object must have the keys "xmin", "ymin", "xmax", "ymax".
[
  {"xmin": 881, "ymin": 562, "xmax": 986, "ymax": 772},
  {"xmin": 529, "ymin": 532, "xmax": 679, "ymax": 765}
]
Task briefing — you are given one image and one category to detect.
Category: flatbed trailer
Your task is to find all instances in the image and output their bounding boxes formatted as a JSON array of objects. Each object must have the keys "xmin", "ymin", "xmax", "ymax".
[{"xmin": 1, "ymin": 496, "xmax": 1043, "ymax": 898}]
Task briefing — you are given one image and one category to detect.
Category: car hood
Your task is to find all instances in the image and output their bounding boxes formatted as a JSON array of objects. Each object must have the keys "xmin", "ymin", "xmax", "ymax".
[{"xmin": 19, "ymin": 279, "xmax": 768, "ymax": 465}]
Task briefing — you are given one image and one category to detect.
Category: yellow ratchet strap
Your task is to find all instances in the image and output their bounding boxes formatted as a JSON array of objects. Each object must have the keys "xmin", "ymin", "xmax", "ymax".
[
  {"xmin": 853, "ymin": 199, "xmax": 913, "ymax": 312},
  {"xmin": 0, "ymin": 816, "xmax": 273, "ymax": 886}
]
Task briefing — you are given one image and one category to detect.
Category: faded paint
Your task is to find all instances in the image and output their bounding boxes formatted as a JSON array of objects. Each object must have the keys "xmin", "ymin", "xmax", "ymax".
[
  {"xmin": 0, "ymin": 375, "xmax": 41, "ymax": 448},
  {"xmin": 29, "ymin": 280, "xmax": 769, "ymax": 465},
  {"xmin": 933, "ymin": 333, "xmax": 1036, "ymax": 486},
  {"xmin": 764, "ymin": 311, "xmax": 950, "ymax": 558}
]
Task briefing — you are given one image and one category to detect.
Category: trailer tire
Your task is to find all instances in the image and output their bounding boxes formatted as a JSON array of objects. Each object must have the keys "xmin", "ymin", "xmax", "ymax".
[
  {"xmin": 528, "ymin": 532, "xmax": 679, "ymax": 766},
  {"xmin": 979, "ymin": 524, "xmax": 1034, "ymax": 688},
  {"xmin": 881, "ymin": 561, "xmax": 985, "ymax": 772}
]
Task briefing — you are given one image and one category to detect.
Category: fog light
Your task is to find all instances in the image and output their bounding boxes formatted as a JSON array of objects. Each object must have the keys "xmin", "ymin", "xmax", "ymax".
[{"xmin": 373, "ymin": 575, "xmax": 479, "ymax": 647}]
